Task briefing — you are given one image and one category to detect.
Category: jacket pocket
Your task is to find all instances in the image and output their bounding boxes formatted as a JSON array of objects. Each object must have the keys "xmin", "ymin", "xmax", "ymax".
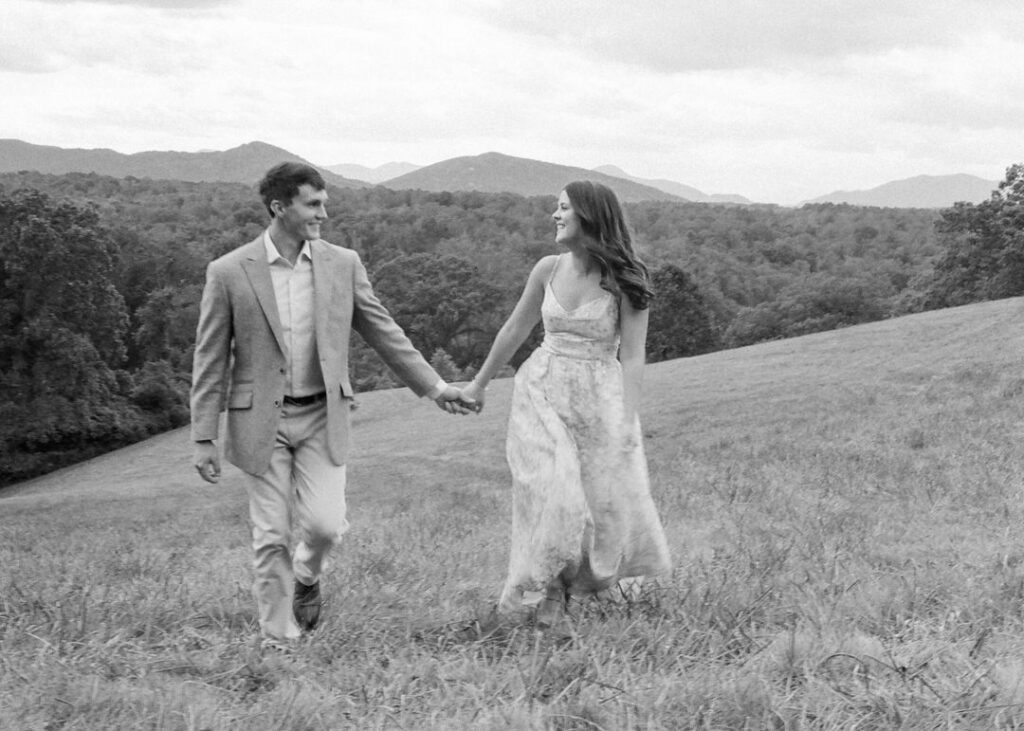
[{"xmin": 228, "ymin": 389, "xmax": 254, "ymax": 409}]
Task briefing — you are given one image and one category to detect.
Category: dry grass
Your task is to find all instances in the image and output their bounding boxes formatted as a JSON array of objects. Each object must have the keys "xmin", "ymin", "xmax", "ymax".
[{"xmin": 4, "ymin": 297, "xmax": 1024, "ymax": 729}]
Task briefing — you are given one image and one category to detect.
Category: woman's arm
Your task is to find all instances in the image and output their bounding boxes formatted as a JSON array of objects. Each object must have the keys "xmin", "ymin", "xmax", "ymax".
[
  {"xmin": 461, "ymin": 256, "xmax": 555, "ymax": 404},
  {"xmin": 619, "ymin": 294, "xmax": 650, "ymax": 425}
]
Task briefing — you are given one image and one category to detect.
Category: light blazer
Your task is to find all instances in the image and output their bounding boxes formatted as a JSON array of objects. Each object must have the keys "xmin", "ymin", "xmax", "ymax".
[{"xmin": 190, "ymin": 236, "xmax": 440, "ymax": 475}]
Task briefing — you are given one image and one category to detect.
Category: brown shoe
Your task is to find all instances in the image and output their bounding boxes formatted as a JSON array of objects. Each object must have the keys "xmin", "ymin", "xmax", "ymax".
[
  {"xmin": 293, "ymin": 581, "xmax": 322, "ymax": 631},
  {"xmin": 535, "ymin": 596, "xmax": 565, "ymax": 629},
  {"xmin": 536, "ymin": 580, "xmax": 570, "ymax": 630}
]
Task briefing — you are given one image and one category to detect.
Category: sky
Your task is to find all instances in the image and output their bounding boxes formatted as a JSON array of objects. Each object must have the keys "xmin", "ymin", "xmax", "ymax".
[{"xmin": 1, "ymin": 0, "xmax": 1022, "ymax": 204}]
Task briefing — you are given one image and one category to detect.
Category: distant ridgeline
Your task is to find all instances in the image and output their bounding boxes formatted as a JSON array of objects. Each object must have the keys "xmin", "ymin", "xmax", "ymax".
[{"xmin": 0, "ymin": 164, "xmax": 1020, "ymax": 486}]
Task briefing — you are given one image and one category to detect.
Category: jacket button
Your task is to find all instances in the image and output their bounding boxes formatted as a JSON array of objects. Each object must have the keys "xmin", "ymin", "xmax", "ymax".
[{"xmin": 274, "ymin": 400, "xmax": 281, "ymax": 407}]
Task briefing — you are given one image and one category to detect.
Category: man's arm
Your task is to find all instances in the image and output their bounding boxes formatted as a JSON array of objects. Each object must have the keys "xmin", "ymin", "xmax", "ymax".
[
  {"xmin": 190, "ymin": 262, "xmax": 232, "ymax": 480},
  {"xmin": 349, "ymin": 252, "xmax": 446, "ymax": 395},
  {"xmin": 347, "ymin": 252, "xmax": 474, "ymax": 413},
  {"xmin": 190, "ymin": 262, "xmax": 232, "ymax": 439}
]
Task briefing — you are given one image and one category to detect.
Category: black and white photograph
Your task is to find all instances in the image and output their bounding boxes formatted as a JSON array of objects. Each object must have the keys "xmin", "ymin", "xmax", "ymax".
[{"xmin": 2, "ymin": 0, "xmax": 1024, "ymax": 727}]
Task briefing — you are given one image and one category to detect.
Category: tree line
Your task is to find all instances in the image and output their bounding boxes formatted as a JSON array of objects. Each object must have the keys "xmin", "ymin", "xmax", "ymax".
[{"xmin": 1, "ymin": 165, "xmax": 1019, "ymax": 486}]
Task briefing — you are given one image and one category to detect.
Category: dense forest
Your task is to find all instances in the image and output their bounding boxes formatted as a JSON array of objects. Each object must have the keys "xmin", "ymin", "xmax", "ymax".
[{"xmin": 1, "ymin": 165, "xmax": 1020, "ymax": 486}]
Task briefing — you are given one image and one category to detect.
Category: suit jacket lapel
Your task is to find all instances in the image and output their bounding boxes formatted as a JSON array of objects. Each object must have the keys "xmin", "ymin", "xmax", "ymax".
[
  {"xmin": 310, "ymin": 240, "xmax": 340, "ymax": 349},
  {"xmin": 241, "ymin": 237, "xmax": 287, "ymax": 355}
]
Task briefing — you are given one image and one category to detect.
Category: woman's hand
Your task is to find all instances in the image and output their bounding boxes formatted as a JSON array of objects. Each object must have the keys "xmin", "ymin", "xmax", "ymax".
[{"xmin": 460, "ymin": 381, "xmax": 486, "ymax": 413}]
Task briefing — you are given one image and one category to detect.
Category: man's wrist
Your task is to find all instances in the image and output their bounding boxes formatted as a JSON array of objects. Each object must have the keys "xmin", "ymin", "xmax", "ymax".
[{"xmin": 426, "ymin": 379, "xmax": 448, "ymax": 400}]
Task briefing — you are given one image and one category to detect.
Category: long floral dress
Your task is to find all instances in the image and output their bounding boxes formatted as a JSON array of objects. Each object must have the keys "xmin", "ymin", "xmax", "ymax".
[{"xmin": 497, "ymin": 257, "xmax": 671, "ymax": 613}]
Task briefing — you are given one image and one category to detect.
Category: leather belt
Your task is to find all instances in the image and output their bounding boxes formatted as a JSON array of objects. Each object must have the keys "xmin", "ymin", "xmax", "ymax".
[{"xmin": 283, "ymin": 392, "xmax": 327, "ymax": 407}]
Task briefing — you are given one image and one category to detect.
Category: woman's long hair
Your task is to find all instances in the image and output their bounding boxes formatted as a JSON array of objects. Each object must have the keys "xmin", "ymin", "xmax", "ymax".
[{"xmin": 563, "ymin": 180, "xmax": 652, "ymax": 310}]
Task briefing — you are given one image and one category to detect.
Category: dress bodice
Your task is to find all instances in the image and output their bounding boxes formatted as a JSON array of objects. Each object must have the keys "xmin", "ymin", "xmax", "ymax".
[{"xmin": 540, "ymin": 280, "xmax": 620, "ymax": 361}]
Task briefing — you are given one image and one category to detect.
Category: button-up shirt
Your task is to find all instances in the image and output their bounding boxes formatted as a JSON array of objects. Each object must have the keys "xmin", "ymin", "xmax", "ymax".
[
  {"xmin": 263, "ymin": 230, "xmax": 448, "ymax": 402},
  {"xmin": 264, "ymin": 231, "xmax": 325, "ymax": 398}
]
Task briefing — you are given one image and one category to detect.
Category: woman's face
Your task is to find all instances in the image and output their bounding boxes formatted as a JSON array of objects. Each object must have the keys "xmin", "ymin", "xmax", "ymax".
[{"xmin": 552, "ymin": 190, "xmax": 583, "ymax": 245}]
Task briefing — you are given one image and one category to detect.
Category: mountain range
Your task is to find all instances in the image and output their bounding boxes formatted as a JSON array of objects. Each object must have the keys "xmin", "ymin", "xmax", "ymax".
[
  {"xmin": 0, "ymin": 138, "xmax": 1001, "ymax": 208},
  {"xmin": 0, "ymin": 139, "xmax": 369, "ymax": 189},
  {"xmin": 379, "ymin": 152, "xmax": 683, "ymax": 203},
  {"xmin": 803, "ymin": 174, "xmax": 998, "ymax": 208}
]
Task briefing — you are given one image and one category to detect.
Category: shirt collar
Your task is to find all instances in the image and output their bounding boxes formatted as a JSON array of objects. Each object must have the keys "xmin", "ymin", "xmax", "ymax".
[{"xmin": 264, "ymin": 230, "xmax": 312, "ymax": 264}]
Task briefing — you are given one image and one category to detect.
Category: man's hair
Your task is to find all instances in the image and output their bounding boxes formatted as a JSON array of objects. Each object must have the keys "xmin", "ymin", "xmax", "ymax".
[{"xmin": 258, "ymin": 162, "xmax": 327, "ymax": 217}]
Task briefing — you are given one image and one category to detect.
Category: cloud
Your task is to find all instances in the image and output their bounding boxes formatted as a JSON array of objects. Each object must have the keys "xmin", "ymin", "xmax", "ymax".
[
  {"xmin": 0, "ymin": 44, "xmax": 63, "ymax": 73},
  {"xmin": 0, "ymin": 0, "xmax": 249, "ymax": 74},
  {"xmin": 479, "ymin": 0, "xmax": 1024, "ymax": 71},
  {"xmin": 847, "ymin": 34, "xmax": 1024, "ymax": 132},
  {"xmin": 1, "ymin": 0, "xmax": 1020, "ymax": 204},
  {"xmin": 27, "ymin": 0, "xmax": 235, "ymax": 7}
]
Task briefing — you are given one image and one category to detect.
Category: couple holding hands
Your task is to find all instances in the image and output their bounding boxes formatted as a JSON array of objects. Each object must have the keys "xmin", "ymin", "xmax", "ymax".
[{"xmin": 190, "ymin": 162, "xmax": 670, "ymax": 650}]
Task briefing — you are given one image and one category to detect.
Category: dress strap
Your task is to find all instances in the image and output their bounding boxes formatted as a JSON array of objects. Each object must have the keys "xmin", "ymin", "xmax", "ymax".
[{"xmin": 546, "ymin": 254, "xmax": 562, "ymax": 286}]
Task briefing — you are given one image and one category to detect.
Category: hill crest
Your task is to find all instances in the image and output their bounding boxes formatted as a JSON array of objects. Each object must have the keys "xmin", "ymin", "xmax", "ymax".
[
  {"xmin": 0, "ymin": 138, "xmax": 368, "ymax": 189},
  {"xmin": 381, "ymin": 151, "xmax": 685, "ymax": 203},
  {"xmin": 804, "ymin": 173, "xmax": 998, "ymax": 208}
]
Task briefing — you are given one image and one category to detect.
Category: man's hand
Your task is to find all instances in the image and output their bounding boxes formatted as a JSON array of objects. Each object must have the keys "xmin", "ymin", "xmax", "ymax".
[
  {"xmin": 434, "ymin": 385, "xmax": 477, "ymax": 415},
  {"xmin": 194, "ymin": 440, "xmax": 221, "ymax": 483}
]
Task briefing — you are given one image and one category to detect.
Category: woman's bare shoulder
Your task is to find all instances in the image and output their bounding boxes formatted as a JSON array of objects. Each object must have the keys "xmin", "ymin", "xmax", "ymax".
[{"xmin": 530, "ymin": 254, "xmax": 559, "ymax": 278}]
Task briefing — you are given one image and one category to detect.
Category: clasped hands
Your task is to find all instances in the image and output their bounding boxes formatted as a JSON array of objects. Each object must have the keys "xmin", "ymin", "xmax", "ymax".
[{"xmin": 434, "ymin": 382, "xmax": 486, "ymax": 415}]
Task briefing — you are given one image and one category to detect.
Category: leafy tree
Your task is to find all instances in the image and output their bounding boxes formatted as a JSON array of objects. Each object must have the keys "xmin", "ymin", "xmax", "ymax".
[
  {"xmin": 428, "ymin": 348, "xmax": 465, "ymax": 382},
  {"xmin": 723, "ymin": 274, "xmax": 887, "ymax": 347},
  {"xmin": 129, "ymin": 360, "xmax": 189, "ymax": 431},
  {"xmin": 925, "ymin": 164, "xmax": 1024, "ymax": 307},
  {"xmin": 781, "ymin": 276, "xmax": 887, "ymax": 336},
  {"xmin": 349, "ymin": 335, "xmax": 399, "ymax": 393},
  {"xmin": 0, "ymin": 189, "xmax": 140, "ymax": 484},
  {"xmin": 646, "ymin": 264, "xmax": 718, "ymax": 362},
  {"xmin": 372, "ymin": 253, "xmax": 501, "ymax": 367},
  {"xmin": 0, "ymin": 169, "xmax": 963, "ymax": 484},
  {"xmin": 133, "ymin": 284, "xmax": 202, "ymax": 371},
  {"xmin": 721, "ymin": 304, "xmax": 784, "ymax": 348},
  {"xmin": 0, "ymin": 190, "xmax": 129, "ymax": 367}
]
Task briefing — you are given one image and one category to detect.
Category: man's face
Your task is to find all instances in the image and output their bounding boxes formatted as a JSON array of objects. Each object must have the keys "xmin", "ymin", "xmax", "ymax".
[{"xmin": 275, "ymin": 184, "xmax": 328, "ymax": 242}]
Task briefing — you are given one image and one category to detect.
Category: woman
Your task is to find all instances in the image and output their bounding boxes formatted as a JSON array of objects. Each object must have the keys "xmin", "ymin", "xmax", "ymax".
[{"xmin": 461, "ymin": 180, "xmax": 670, "ymax": 629}]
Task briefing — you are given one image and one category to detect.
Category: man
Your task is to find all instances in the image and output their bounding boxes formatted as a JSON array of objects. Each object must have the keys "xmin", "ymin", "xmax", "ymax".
[{"xmin": 191, "ymin": 162, "xmax": 471, "ymax": 650}]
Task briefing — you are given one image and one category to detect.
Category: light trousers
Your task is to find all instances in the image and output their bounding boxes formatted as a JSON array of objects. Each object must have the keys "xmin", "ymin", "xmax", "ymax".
[{"xmin": 244, "ymin": 399, "xmax": 349, "ymax": 640}]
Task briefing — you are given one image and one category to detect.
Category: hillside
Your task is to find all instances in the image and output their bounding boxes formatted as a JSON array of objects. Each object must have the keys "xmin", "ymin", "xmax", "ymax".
[
  {"xmin": 5, "ymin": 297, "xmax": 1024, "ymax": 726},
  {"xmin": 5, "ymin": 297, "xmax": 1024, "ymax": 727},
  {"xmin": 0, "ymin": 139, "xmax": 368, "ymax": 188},
  {"xmin": 593, "ymin": 164, "xmax": 751, "ymax": 204},
  {"xmin": 382, "ymin": 151, "xmax": 685, "ymax": 202},
  {"xmin": 805, "ymin": 173, "xmax": 998, "ymax": 208},
  {"xmin": 5, "ymin": 295, "xmax": 1020, "ymax": 503}
]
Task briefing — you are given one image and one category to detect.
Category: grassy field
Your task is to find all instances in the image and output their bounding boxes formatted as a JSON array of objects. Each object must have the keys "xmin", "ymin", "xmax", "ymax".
[{"xmin": 4, "ymin": 297, "xmax": 1024, "ymax": 729}]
